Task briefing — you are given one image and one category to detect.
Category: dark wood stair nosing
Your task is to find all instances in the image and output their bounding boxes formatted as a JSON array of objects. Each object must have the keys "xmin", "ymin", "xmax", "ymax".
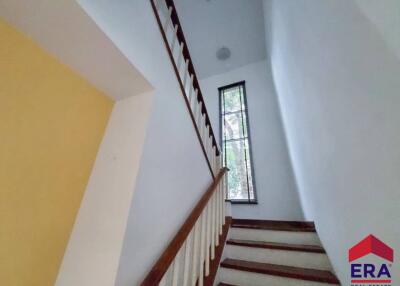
[
  {"xmin": 220, "ymin": 258, "xmax": 340, "ymax": 285},
  {"xmin": 226, "ymin": 239, "xmax": 326, "ymax": 253},
  {"xmin": 231, "ymin": 218, "xmax": 316, "ymax": 232}
]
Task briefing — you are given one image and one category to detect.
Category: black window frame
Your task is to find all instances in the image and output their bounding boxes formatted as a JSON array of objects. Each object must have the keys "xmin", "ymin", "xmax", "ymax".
[{"xmin": 219, "ymin": 81, "xmax": 257, "ymax": 204}]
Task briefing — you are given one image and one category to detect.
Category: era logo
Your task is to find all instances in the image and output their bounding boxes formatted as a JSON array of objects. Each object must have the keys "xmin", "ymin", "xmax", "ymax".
[
  {"xmin": 349, "ymin": 235, "xmax": 394, "ymax": 285},
  {"xmin": 351, "ymin": 263, "xmax": 391, "ymax": 278}
]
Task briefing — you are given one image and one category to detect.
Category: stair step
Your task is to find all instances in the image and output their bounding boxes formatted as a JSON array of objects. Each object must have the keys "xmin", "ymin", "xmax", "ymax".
[
  {"xmin": 229, "ymin": 227, "xmax": 321, "ymax": 246},
  {"xmin": 227, "ymin": 239, "xmax": 325, "ymax": 253},
  {"xmin": 220, "ymin": 258, "xmax": 340, "ymax": 284},
  {"xmin": 231, "ymin": 219, "xmax": 316, "ymax": 232},
  {"xmin": 219, "ymin": 283, "xmax": 238, "ymax": 286},
  {"xmin": 225, "ymin": 241, "xmax": 332, "ymax": 271}
]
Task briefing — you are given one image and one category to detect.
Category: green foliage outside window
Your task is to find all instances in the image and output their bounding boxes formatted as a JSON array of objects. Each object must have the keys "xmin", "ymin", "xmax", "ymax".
[{"xmin": 220, "ymin": 83, "xmax": 256, "ymax": 202}]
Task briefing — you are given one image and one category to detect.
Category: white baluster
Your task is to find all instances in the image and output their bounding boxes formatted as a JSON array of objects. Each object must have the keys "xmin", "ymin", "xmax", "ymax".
[
  {"xmin": 210, "ymin": 193, "xmax": 215, "ymax": 260},
  {"xmin": 204, "ymin": 134, "xmax": 210, "ymax": 163},
  {"xmin": 222, "ymin": 173, "xmax": 226, "ymax": 224},
  {"xmin": 202, "ymin": 121, "xmax": 207, "ymax": 148},
  {"xmin": 176, "ymin": 42, "xmax": 185, "ymax": 72},
  {"xmin": 203, "ymin": 121, "xmax": 208, "ymax": 147},
  {"xmin": 204, "ymin": 125, "xmax": 209, "ymax": 154},
  {"xmin": 199, "ymin": 114, "xmax": 205, "ymax": 143},
  {"xmin": 182, "ymin": 232, "xmax": 193, "ymax": 286},
  {"xmin": 159, "ymin": 264, "xmax": 172, "ymax": 286},
  {"xmin": 209, "ymin": 141, "xmax": 214, "ymax": 172},
  {"xmin": 212, "ymin": 146, "xmax": 217, "ymax": 174},
  {"xmin": 191, "ymin": 88, "xmax": 198, "ymax": 111},
  {"xmin": 191, "ymin": 220, "xmax": 200, "ymax": 285},
  {"xmin": 217, "ymin": 186, "xmax": 221, "ymax": 240},
  {"xmin": 172, "ymin": 247, "xmax": 182, "ymax": 286},
  {"xmin": 215, "ymin": 186, "xmax": 220, "ymax": 246},
  {"xmin": 188, "ymin": 74, "xmax": 194, "ymax": 102},
  {"xmin": 205, "ymin": 199, "xmax": 211, "ymax": 276},
  {"xmin": 182, "ymin": 60, "xmax": 189, "ymax": 90},
  {"xmin": 163, "ymin": 6, "xmax": 173, "ymax": 33},
  {"xmin": 211, "ymin": 146, "xmax": 218, "ymax": 173},
  {"xmin": 211, "ymin": 149, "xmax": 214, "ymax": 174},
  {"xmin": 219, "ymin": 178, "xmax": 223, "ymax": 234},
  {"xmin": 159, "ymin": 275, "xmax": 167, "ymax": 286},
  {"xmin": 197, "ymin": 103, "xmax": 203, "ymax": 129},
  {"xmin": 202, "ymin": 120, "xmax": 206, "ymax": 142},
  {"xmin": 156, "ymin": 0, "xmax": 167, "ymax": 21},
  {"xmin": 208, "ymin": 139, "xmax": 213, "ymax": 169},
  {"xmin": 171, "ymin": 24, "xmax": 179, "ymax": 53},
  {"xmin": 216, "ymin": 182, "xmax": 220, "ymax": 234},
  {"xmin": 155, "ymin": 0, "xmax": 162, "ymax": 10},
  {"xmin": 196, "ymin": 101, "xmax": 202, "ymax": 129},
  {"xmin": 216, "ymin": 150, "xmax": 219, "ymax": 169},
  {"xmin": 216, "ymin": 150, "xmax": 219, "ymax": 170},
  {"xmin": 198, "ymin": 210, "xmax": 206, "ymax": 286}
]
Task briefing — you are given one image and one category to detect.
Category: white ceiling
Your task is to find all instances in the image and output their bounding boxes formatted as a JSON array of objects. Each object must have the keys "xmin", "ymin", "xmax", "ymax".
[
  {"xmin": 174, "ymin": 0, "xmax": 266, "ymax": 79},
  {"xmin": 0, "ymin": 0, "xmax": 152, "ymax": 101}
]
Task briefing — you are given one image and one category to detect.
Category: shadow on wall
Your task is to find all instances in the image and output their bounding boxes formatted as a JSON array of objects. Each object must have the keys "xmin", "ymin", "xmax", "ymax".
[{"xmin": 267, "ymin": 0, "xmax": 400, "ymax": 284}]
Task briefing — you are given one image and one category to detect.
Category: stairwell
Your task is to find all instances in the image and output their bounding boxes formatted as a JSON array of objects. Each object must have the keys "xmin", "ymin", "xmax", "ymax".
[
  {"xmin": 216, "ymin": 219, "xmax": 340, "ymax": 285},
  {"xmin": 142, "ymin": 1, "xmax": 342, "ymax": 285}
]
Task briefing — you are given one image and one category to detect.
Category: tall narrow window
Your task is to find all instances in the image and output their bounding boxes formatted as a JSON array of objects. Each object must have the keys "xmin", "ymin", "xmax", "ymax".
[{"xmin": 219, "ymin": 81, "xmax": 256, "ymax": 203}]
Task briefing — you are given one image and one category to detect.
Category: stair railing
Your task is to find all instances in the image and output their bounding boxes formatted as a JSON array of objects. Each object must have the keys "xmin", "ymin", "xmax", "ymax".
[
  {"xmin": 150, "ymin": 0, "xmax": 221, "ymax": 177},
  {"xmin": 141, "ymin": 168, "xmax": 229, "ymax": 286}
]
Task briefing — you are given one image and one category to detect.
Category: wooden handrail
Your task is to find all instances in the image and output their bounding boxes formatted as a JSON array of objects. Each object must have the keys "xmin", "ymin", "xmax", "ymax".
[
  {"xmin": 151, "ymin": 0, "xmax": 220, "ymax": 157},
  {"xmin": 140, "ymin": 167, "xmax": 228, "ymax": 285}
]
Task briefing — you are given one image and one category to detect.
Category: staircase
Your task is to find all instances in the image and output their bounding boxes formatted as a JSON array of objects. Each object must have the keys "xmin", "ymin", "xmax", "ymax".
[
  {"xmin": 216, "ymin": 219, "xmax": 340, "ymax": 286},
  {"xmin": 146, "ymin": 0, "xmax": 341, "ymax": 285}
]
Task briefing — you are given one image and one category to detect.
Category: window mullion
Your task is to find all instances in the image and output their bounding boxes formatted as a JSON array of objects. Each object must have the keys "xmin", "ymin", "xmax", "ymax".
[
  {"xmin": 222, "ymin": 109, "xmax": 247, "ymax": 116},
  {"xmin": 238, "ymin": 85, "xmax": 251, "ymax": 202},
  {"xmin": 222, "ymin": 90, "xmax": 228, "ymax": 199}
]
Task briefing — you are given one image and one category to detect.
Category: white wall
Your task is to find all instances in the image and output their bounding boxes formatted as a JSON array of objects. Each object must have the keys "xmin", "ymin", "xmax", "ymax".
[
  {"xmin": 73, "ymin": 1, "xmax": 213, "ymax": 285},
  {"xmin": 265, "ymin": 0, "xmax": 400, "ymax": 284},
  {"xmin": 200, "ymin": 61, "xmax": 304, "ymax": 220},
  {"xmin": 56, "ymin": 92, "xmax": 153, "ymax": 286},
  {"xmin": 0, "ymin": 0, "xmax": 151, "ymax": 101}
]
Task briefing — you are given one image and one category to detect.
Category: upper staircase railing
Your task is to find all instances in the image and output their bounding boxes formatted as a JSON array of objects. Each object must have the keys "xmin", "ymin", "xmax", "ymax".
[
  {"xmin": 144, "ymin": 2, "xmax": 231, "ymax": 284},
  {"xmin": 150, "ymin": 0, "xmax": 221, "ymax": 177}
]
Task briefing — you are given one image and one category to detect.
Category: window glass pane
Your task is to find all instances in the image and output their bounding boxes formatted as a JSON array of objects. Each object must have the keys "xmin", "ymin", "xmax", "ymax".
[
  {"xmin": 223, "ymin": 87, "xmax": 244, "ymax": 113},
  {"xmin": 220, "ymin": 82, "xmax": 256, "ymax": 202},
  {"xmin": 223, "ymin": 113, "xmax": 244, "ymax": 140},
  {"xmin": 225, "ymin": 139, "xmax": 249, "ymax": 200}
]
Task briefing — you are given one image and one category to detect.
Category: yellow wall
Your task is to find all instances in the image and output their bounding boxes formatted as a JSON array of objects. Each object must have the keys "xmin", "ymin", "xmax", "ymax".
[{"xmin": 0, "ymin": 19, "xmax": 113, "ymax": 286}]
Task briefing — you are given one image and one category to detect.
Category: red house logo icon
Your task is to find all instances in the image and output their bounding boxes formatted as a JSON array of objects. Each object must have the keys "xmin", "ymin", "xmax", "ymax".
[
  {"xmin": 349, "ymin": 235, "xmax": 394, "ymax": 263},
  {"xmin": 349, "ymin": 235, "xmax": 394, "ymax": 285}
]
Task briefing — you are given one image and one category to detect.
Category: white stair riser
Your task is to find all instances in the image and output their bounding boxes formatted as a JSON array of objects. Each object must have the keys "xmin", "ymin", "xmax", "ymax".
[
  {"xmin": 225, "ymin": 245, "xmax": 332, "ymax": 271},
  {"xmin": 229, "ymin": 228, "xmax": 321, "ymax": 246},
  {"xmin": 218, "ymin": 268, "xmax": 336, "ymax": 286}
]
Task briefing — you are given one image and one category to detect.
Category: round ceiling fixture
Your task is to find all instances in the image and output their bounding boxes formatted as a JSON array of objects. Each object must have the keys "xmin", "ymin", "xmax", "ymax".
[{"xmin": 216, "ymin": 47, "xmax": 231, "ymax": 61}]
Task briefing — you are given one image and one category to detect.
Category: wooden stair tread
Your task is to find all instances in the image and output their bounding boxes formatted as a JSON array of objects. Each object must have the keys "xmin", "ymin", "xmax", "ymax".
[
  {"xmin": 218, "ymin": 283, "xmax": 238, "ymax": 286},
  {"xmin": 231, "ymin": 218, "xmax": 316, "ymax": 232},
  {"xmin": 227, "ymin": 239, "xmax": 325, "ymax": 253},
  {"xmin": 220, "ymin": 258, "xmax": 339, "ymax": 284}
]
